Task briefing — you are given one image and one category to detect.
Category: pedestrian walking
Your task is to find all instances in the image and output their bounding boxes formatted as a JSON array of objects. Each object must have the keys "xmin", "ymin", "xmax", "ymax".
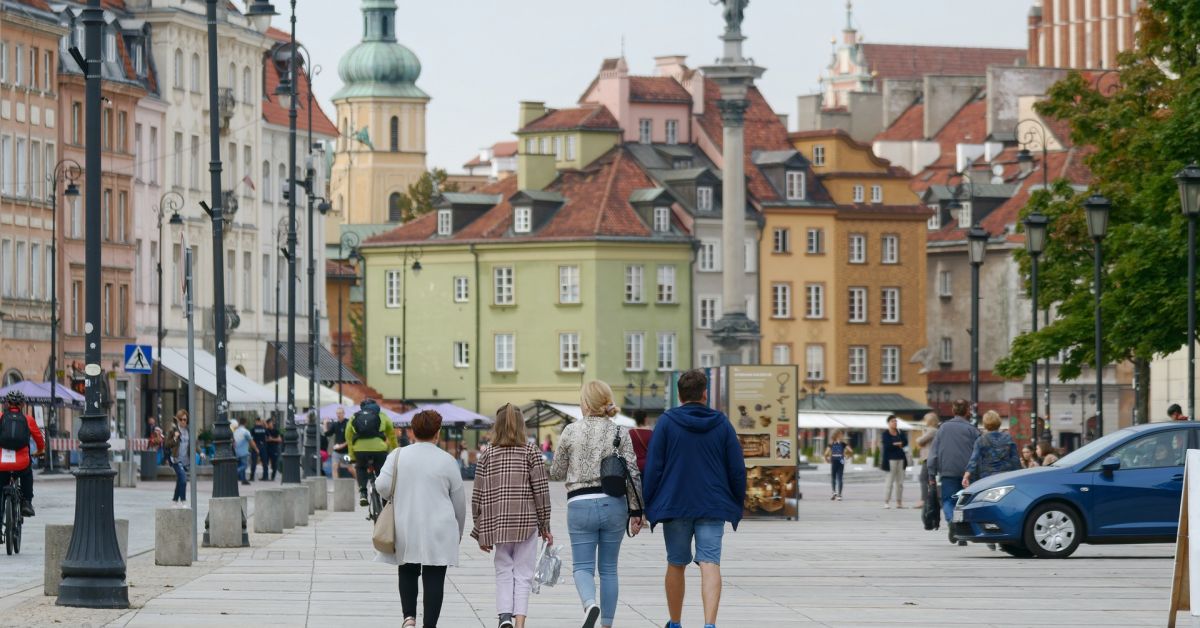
[
  {"xmin": 962, "ymin": 411, "xmax": 1021, "ymax": 489},
  {"xmin": 549, "ymin": 380, "xmax": 644, "ymax": 628},
  {"xmin": 375, "ymin": 409, "xmax": 466, "ymax": 628},
  {"xmin": 881, "ymin": 415, "xmax": 908, "ymax": 509},
  {"xmin": 541, "ymin": 434, "xmax": 555, "ymax": 465},
  {"xmin": 1020, "ymin": 444, "xmax": 1040, "ymax": 469},
  {"xmin": 628, "ymin": 410, "xmax": 653, "ymax": 473},
  {"xmin": 264, "ymin": 417, "xmax": 282, "ymax": 480},
  {"xmin": 471, "ymin": 403, "xmax": 553, "ymax": 628},
  {"xmin": 915, "ymin": 413, "xmax": 939, "ymax": 509},
  {"xmin": 250, "ymin": 417, "xmax": 268, "ymax": 482},
  {"xmin": 642, "ymin": 369, "xmax": 746, "ymax": 628},
  {"xmin": 823, "ymin": 430, "xmax": 852, "ymax": 500},
  {"xmin": 231, "ymin": 419, "xmax": 257, "ymax": 486},
  {"xmin": 1036, "ymin": 439, "xmax": 1059, "ymax": 466},
  {"xmin": 928, "ymin": 400, "xmax": 979, "ymax": 546},
  {"xmin": 165, "ymin": 410, "xmax": 190, "ymax": 503},
  {"xmin": 326, "ymin": 406, "xmax": 353, "ymax": 479}
]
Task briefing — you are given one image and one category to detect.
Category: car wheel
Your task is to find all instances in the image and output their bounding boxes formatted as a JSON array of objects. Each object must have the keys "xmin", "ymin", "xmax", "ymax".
[
  {"xmin": 1024, "ymin": 502, "xmax": 1082, "ymax": 559},
  {"xmin": 999, "ymin": 543, "xmax": 1034, "ymax": 558}
]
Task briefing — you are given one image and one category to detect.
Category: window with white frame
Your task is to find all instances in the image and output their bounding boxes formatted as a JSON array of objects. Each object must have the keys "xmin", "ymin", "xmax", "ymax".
[
  {"xmin": 526, "ymin": 138, "xmax": 537, "ymax": 154},
  {"xmin": 0, "ymin": 240, "xmax": 10, "ymax": 297},
  {"xmin": 566, "ymin": 136, "xmax": 576, "ymax": 160},
  {"xmin": 806, "ymin": 228, "xmax": 823, "ymax": 254},
  {"xmin": 385, "ymin": 336, "xmax": 402, "ymax": 373},
  {"xmin": 746, "ymin": 295, "xmax": 757, "ymax": 322},
  {"xmin": 653, "ymin": 206, "xmax": 671, "ymax": 233},
  {"xmin": 437, "ymin": 210, "xmax": 452, "ymax": 235},
  {"xmin": 785, "ymin": 171, "xmax": 806, "ymax": 200},
  {"xmin": 453, "ymin": 341, "xmax": 470, "ymax": 368},
  {"xmin": 514, "ymin": 207, "xmax": 532, "ymax": 233},
  {"xmin": 958, "ymin": 201, "xmax": 974, "ymax": 227},
  {"xmin": 881, "ymin": 287, "xmax": 900, "ymax": 323},
  {"xmin": 656, "ymin": 265, "xmax": 676, "ymax": 303},
  {"xmin": 559, "ymin": 333, "xmax": 581, "ymax": 371},
  {"xmin": 849, "ymin": 346, "xmax": 867, "ymax": 384},
  {"xmin": 771, "ymin": 283, "xmax": 791, "ymax": 318},
  {"xmin": 559, "ymin": 265, "xmax": 580, "ymax": 304},
  {"xmin": 1, "ymin": 43, "xmax": 8, "ymax": 84},
  {"xmin": 698, "ymin": 240, "xmax": 720, "ymax": 272},
  {"xmin": 385, "ymin": 270, "xmax": 401, "ymax": 307},
  {"xmin": 772, "ymin": 344, "xmax": 791, "ymax": 365},
  {"xmin": 744, "ymin": 238, "xmax": 756, "ymax": 272},
  {"xmin": 657, "ymin": 332, "xmax": 677, "ymax": 371},
  {"xmin": 881, "ymin": 235, "xmax": 899, "ymax": 264},
  {"xmin": 698, "ymin": 352, "xmax": 717, "ymax": 368},
  {"xmin": 805, "ymin": 283, "xmax": 824, "ymax": 318},
  {"xmin": 493, "ymin": 266, "xmax": 514, "ymax": 305},
  {"xmin": 773, "ymin": 227, "xmax": 790, "ymax": 253},
  {"xmin": 696, "ymin": 186, "xmax": 714, "ymax": 211},
  {"xmin": 665, "ymin": 119, "xmax": 679, "ymax": 145},
  {"xmin": 540, "ymin": 137, "xmax": 549, "ymax": 154},
  {"xmin": 813, "ymin": 144, "xmax": 825, "ymax": 166},
  {"xmin": 805, "ymin": 344, "xmax": 825, "ymax": 381},
  {"xmin": 698, "ymin": 296, "xmax": 721, "ymax": 329},
  {"xmin": 638, "ymin": 119, "xmax": 652, "ymax": 144},
  {"xmin": 853, "ymin": 184, "xmax": 864, "ymax": 203},
  {"xmin": 927, "ymin": 204, "xmax": 941, "ymax": 230},
  {"xmin": 848, "ymin": 287, "xmax": 867, "ymax": 323},
  {"xmin": 495, "ymin": 333, "xmax": 515, "ymax": 371},
  {"xmin": 871, "ymin": 185, "xmax": 883, "ymax": 203},
  {"xmin": 625, "ymin": 332, "xmax": 644, "ymax": 371},
  {"xmin": 882, "ymin": 346, "xmax": 900, "ymax": 384},
  {"xmin": 554, "ymin": 136, "xmax": 562, "ymax": 159},
  {"xmin": 849, "ymin": 234, "xmax": 866, "ymax": 263},
  {"xmin": 625, "ymin": 264, "xmax": 644, "ymax": 303},
  {"xmin": 940, "ymin": 337, "xmax": 953, "ymax": 364},
  {"xmin": 938, "ymin": 270, "xmax": 952, "ymax": 297},
  {"xmin": 454, "ymin": 276, "xmax": 469, "ymax": 302}
]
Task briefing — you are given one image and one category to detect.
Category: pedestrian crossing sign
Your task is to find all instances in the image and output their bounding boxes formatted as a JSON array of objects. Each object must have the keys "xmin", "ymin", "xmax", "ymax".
[{"xmin": 124, "ymin": 344, "xmax": 154, "ymax": 374}]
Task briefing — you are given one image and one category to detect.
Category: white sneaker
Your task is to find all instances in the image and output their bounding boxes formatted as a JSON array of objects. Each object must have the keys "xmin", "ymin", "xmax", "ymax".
[{"xmin": 882, "ymin": 503, "xmax": 891, "ymax": 509}]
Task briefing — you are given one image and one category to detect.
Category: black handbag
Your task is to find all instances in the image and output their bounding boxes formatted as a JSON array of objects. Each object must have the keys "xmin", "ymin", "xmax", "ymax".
[{"xmin": 599, "ymin": 425, "xmax": 629, "ymax": 498}]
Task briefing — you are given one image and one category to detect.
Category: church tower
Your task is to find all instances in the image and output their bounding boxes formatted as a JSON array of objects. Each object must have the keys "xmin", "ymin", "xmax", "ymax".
[{"xmin": 328, "ymin": 0, "xmax": 429, "ymax": 236}]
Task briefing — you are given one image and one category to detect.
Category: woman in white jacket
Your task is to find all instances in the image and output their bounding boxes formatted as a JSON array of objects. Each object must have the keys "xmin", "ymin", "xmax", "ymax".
[{"xmin": 376, "ymin": 409, "xmax": 467, "ymax": 628}]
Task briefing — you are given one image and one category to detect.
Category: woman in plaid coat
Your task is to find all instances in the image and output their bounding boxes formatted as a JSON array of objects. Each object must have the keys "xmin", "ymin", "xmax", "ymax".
[{"xmin": 471, "ymin": 403, "xmax": 553, "ymax": 628}]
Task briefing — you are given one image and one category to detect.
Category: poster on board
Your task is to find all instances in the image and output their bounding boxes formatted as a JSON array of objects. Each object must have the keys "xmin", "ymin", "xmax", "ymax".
[{"xmin": 726, "ymin": 365, "xmax": 799, "ymax": 519}]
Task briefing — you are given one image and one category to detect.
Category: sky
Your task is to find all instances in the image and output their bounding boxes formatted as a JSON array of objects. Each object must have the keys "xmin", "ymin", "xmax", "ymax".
[{"xmin": 270, "ymin": 0, "xmax": 1032, "ymax": 172}]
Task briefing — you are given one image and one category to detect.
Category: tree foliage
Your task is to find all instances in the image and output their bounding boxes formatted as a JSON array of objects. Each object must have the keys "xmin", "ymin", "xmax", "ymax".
[
  {"xmin": 995, "ymin": 0, "xmax": 1200, "ymax": 381},
  {"xmin": 394, "ymin": 168, "xmax": 459, "ymax": 223}
]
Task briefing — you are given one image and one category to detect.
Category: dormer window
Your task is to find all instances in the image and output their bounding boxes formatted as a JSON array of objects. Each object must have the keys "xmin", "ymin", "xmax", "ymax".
[
  {"xmin": 785, "ymin": 172, "xmax": 806, "ymax": 201},
  {"xmin": 437, "ymin": 210, "xmax": 452, "ymax": 236},
  {"xmin": 673, "ymin": 158, "xmax": 692, "ymax": 169},
  {"xmin": 696, "ymin": 186, "xmax": 714, "ymax": 211},
  {"xmin": 514, "ymin": 207, "xmax": 532, "ymax": 233},
  {"xmin": 639, "ymin": 119, "xmax": 652, "ymax": 144},
  {"xmin": 653, "ymin": 207, "xmax": 671, "ymax": 233}
]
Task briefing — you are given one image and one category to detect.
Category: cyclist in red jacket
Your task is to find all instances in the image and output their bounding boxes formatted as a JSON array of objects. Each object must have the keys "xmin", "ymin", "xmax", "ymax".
[{"xmin": 0, "ymin": 391, "xmax": 45, "ymax": 517}]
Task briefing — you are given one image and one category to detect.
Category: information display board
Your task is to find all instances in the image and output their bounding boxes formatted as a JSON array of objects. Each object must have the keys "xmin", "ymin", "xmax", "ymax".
[{"xmin": 726, "ymin": 365, "xmax": 799, "ymax": 519}]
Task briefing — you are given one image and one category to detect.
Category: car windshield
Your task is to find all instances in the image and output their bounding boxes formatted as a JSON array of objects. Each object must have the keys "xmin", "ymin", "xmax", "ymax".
[{"xmin": 1050, "ymin": 429, "xmax": 1131, "ymax": 468}]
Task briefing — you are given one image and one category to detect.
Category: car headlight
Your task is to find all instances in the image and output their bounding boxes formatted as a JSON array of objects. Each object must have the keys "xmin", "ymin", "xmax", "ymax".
[{"xmin": 975, "ymin": 485, "xmax": 1015, "ymax": 503}]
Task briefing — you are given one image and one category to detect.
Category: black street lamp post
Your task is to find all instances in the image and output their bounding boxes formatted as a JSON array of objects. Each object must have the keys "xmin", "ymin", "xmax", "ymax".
[
  {"xmin": 57, "ymin": 0, "xmax": 127, "ymax": 608},
  {"xmin": 45, "ymin": 159, "xmax": 80, "ymax": 474},
  {"xmin": 1018, "ymin": 118, "xmax": 1053, "ymax": 440},
  {"xmin": 1024, "ymin": 211, "xmax": 1048, "ymax": 442},
  {"xmin": 337, "ymin": 233, "xmax": 361, "ymax": 405},
  {"xmin": 273, "ymin": 217, "xmax": 289, "ymax": 427},
  {"xmin": 967, "ymin": 226, "xmax": 989, "ymax": 423},
  {"xmin": 153, "ymin": 192, "xmax": 184, "ymax": 440},
  {"xmin": 1084, "ymin": 194, "xmax": 1111, "ymax": 440},
  {"xmin": 799, "ymin": 384, "xmax": 826, "ymax": 410},
  {"xmin": 277, "ymin": 0, "xmax": 301, "ymax": 484},
  {"xmin": 1176, "ymin": 164, "xmax": 1200, "ymax": 422}
]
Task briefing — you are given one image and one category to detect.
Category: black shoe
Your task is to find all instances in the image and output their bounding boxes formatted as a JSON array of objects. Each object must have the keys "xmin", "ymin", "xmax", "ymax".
[
  {"xmin": 582, "ymin": 604, "xmax": 600, "ymax": 628},
  {"xmin": 20, "ymin": 500, "xmax": 34, "ymax": 517},
  {"xmin": 499, "ymin": 613, "xmax": 514, "ymax": 628},
  {"xmin": 241, "ymin": 481, "xmax": 250, "ymax": 486},
  {"xmin": 958, "ymin": 540, "xmax": 968, "ymax": 546},
  {"xmin": 947, "ymin": 528, "xmax": 957, "ymax": 545},
  {"xmin": 359, "ymin": 493, "xmax": 368, "ymax": 507}
]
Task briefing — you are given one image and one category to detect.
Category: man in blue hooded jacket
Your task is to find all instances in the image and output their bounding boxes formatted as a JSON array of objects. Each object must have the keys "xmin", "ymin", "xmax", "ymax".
[{"xmin": 643, "ymin": 369, "xmax": 746, "ymax": 628}]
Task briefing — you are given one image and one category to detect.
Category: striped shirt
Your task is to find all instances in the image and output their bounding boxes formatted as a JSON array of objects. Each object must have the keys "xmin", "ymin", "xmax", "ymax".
[{"xmin": 470, "ymin": 443, "xmax": 551, "ymax": 546}]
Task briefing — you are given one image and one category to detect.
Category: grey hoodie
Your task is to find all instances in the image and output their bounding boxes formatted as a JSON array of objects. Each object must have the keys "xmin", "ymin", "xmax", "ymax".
[{"xmin": 928, "ymin": 416, "xmax": 979, "ymax": 479}]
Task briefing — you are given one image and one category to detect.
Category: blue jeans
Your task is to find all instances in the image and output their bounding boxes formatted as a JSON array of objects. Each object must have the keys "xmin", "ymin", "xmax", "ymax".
[
  {"xmin": 662, "ymin": 518, "xmax": 725, "ymax": 566},
  {"xmin": 172, "ymin": 461, "xmax": 187, "ymax": 501},
  {"xmin": 236, "ymin": 455, "xmax": 249, "ymax": 482},
  {"xmin": 830, "ymin": 461, "xmax": 845, "ymax": 495},
  {"xmin": 567, "ymin": 496, "xmax": 627, "ymax": 626},
  {"xmin": 939, "ymin": 476, "xmax": 960, "ymax": 523}
]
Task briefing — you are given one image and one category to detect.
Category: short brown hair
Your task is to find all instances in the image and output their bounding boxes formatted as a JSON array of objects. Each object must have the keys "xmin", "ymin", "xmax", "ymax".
[
  {"xmin": 951, "ymin": 399, "xmax": 969, "ymax": 417},
  {"xmin": 411, "ymin": 410, "xmax": 443, "ymax": 440},
  {"xmin": 677, "ymin": 369, "xmax": 708, "ymax": 403},
  {"xmin": 489, "ymin": 403, "xmax": 526, "ymax": 447}
]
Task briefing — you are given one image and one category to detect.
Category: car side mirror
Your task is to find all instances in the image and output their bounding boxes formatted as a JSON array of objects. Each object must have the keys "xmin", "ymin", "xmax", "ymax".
[{"xmin": 1101, "ymin": 457, "xmax": 1121, "ymax": 474}]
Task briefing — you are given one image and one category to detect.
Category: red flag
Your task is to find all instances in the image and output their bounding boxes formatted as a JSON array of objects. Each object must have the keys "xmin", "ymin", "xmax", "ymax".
[{"xmin": 242, "ymin": 174, "xmax": 256, "ymax": 191}]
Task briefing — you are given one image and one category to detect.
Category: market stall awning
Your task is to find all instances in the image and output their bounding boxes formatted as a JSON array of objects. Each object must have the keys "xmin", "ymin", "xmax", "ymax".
[
  {"xmin": 828, "ymin": 412, "xmax": 916, "ymax": 431},
  {"xmin": 0, "ymin": 381, "xmax": 84, "ymax": 410},
  {"xmin": 394, "ymin": 403, "xmax": 492, "ymax": 427},
  {"xmin": 160, "ymin": 348, "xmax": 278, "ymax": 411},
  {"xmin": 265, "ymin": 373, "xmax": 353, "ymax": 408},
  {"xmin": 805, "ymin": 393, "xmax": 932, "ymax": 415},
  {"xmin": 522, "ymin": 401, "xmax": 635, "ymax": 428},
  {"xmin": 796, "ymin": 412, "xmax": 846, "ymax": 429}
]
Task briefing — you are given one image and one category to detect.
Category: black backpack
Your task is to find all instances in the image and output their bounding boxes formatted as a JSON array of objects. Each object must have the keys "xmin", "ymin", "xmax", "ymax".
[
  {"xmin": 0, "ymin": 409, "xmax": 30, "ymax": 451},
  {"xmin": 351, "ymin": 409, "xmax": 383, "ymax": 442},
  {"xmin": 599, "ymin": 425, "xmax": 629, "ymax": 497}
]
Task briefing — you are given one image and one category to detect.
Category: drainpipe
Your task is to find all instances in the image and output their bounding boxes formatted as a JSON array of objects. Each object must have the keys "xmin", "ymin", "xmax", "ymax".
[{"xmin": 470, "ymin": 244, "xmax": 480, "ymax": 412}]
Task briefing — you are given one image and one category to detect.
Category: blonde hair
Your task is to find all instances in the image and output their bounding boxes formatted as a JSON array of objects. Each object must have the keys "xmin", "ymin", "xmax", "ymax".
[
  {"xmin": 830, "ymin": 430, "xmax": 844, "ymax": 442},
  {"xmin": 490, "ymin": 403, "xmax": 527, "ymax": 447},
  {"xmin": 923, "ymin": 412, "xmax": 939, "ymax": 428},
  {"xmin": 580, "ymin": 380, "xmax": 619, "ymax": 418},
  {"xmin": 982, "ymin": 410, "xmax": 1002, "ymax": 432}
]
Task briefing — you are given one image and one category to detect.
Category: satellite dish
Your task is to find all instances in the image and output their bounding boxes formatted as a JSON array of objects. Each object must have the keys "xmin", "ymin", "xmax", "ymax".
[{"xmin": 992, "ymin": 164, "xmax": 1004, "ymax": 177}]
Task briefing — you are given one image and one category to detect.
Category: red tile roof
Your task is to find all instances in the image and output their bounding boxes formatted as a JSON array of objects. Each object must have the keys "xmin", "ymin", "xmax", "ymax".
[
  {"xmin": 859, "ymin": 44, "xmax": 1025, "ymax": 82},
  {"xmin": 629, "ymin": 76, "xmax": 692, "ymax": 103},
  {"xmin": 493, "ymin": 141, "xmax": 518, "ymax": 157},
  {"xmin": 519, "ymin": 105, "xmax": 620, "ymax": 133},
  {"xmin": 695, "ymin": 78, "xmax": 793, "ymax": 203},
  {"xmin": 263, "ymin": 28, "xmax": 338, "ymax": 137},
  {"xmin": 13, "ymin": 0, "xmax": 52, "ymax": 10},
  {"xmin": 933, "ymin": 97, "xmax": 988, "ymax": 152},
  {"xmin": 874, "ymin": 102, "xmax": 925, "ymax": 141}
]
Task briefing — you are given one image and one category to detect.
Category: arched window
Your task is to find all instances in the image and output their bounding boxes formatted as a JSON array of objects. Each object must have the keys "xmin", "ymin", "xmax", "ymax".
[
  {"xmin": 262, "ymin": 161, "xmax": 272, "ymax": 204},
  {"xmin": 173, "ymin": 49, "xmax": 183, "ymax": 88},
  {"xmin": 278, "ymin": 163, "xmax": 287, "ymax": 202},
  {"xmin": 388, "ymin": 192, "xmax": 403, "ymax": 222},
  {"xmin": 2, "ymin": 369, "xmax": 22, "ymax": 387},
  {"xmin": 228, "ymin": 62, "xmax": 236, "ymax": 99},
  {"xmin": 242, "ymin": 67, "xmax": 252, "ymax": 103},
  {"xmin": 190, "ymin": 53, "xmax": 200, "ymax": 91},
  {"xmin": 389, "ymin": 116, "xmax": 399, "ymax": 152}
]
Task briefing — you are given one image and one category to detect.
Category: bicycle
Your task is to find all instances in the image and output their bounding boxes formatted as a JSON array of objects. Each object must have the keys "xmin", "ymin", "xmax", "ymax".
[
  {"xmin": 365, "ymin": 462, "xmax": 383, "ymax": 523},
  {"xmin": 1, "ymin": 474, "xmax": 22, "ymax": 555}
]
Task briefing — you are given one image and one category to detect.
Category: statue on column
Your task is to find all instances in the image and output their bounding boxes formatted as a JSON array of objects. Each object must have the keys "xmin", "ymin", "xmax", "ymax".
[{"xmin": 713, "ymin": 0, "xmax": 748, "ymax": 35}]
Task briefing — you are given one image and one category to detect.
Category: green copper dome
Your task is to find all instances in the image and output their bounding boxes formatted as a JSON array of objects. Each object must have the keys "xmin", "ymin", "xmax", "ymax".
[{"xmin": 332, "ymin": 0, "xmax": 428, "ymax": 100}]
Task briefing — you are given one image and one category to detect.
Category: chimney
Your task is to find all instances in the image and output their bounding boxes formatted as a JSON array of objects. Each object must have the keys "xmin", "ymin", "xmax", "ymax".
[
  {"xmin": 518, "ymin": 101, "xmax": 548, "ymax": 129},
  {"xmin": 654, "ymin": 55, "xmax": 688, "ymax": 80},
  {"xmin": 776, "ymin": 113, "xmax": 790, "ymax": 130}
]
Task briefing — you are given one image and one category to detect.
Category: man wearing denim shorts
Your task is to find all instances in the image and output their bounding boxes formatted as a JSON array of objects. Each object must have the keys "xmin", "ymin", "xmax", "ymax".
[{"xmin": 643, "ymin": 369, "xmax": 746, "ymax": 628}]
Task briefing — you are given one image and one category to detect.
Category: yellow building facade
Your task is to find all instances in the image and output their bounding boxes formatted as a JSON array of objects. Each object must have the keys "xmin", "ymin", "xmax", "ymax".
[{"xmin": 790, "ymin": 129, "xmax": 919, "ymax": 206}]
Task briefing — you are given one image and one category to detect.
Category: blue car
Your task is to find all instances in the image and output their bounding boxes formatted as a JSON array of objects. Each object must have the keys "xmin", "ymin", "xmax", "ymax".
[{"xmin": 953, "ymin": 422, "xmax": 1191, "ymax": 558}]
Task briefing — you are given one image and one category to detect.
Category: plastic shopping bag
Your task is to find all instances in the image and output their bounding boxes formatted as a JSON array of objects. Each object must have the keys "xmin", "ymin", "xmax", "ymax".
[{"xmin": 532, "ymin": 540, "xmax": 563, "ymax": 594}]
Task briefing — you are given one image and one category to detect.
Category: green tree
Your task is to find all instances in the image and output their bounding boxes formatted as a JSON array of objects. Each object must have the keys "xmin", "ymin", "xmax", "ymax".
[
  {"xmin": 395, "ymin": 168, "xmax": 459, "ymax": 223},
  {"xmin": 995, "ymin": 1, "xmax": 1200, "ymax": 423}
]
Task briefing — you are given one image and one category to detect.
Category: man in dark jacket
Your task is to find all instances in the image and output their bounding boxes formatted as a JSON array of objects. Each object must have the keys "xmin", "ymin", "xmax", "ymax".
[
  {"xmin": 928, "ymin": 399, "xmax": 981, "ymax": 545},
  {"xmin": 643, "ymin": 369, "xmax": 746, "ymax": 628}
]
